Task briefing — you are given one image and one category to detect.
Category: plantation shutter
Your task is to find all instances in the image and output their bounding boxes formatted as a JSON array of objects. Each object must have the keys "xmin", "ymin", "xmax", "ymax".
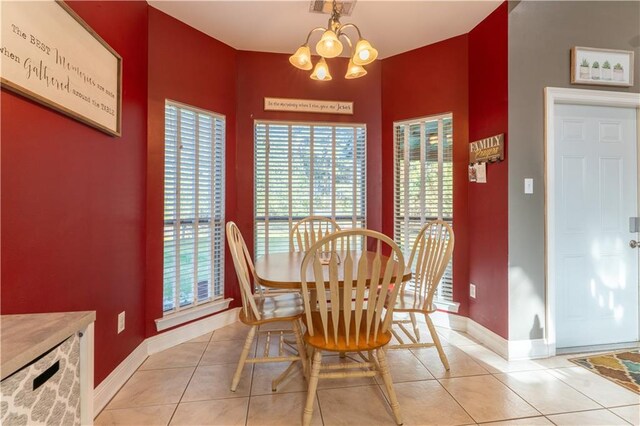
[
  {"xmin": 255, "ymin": 121, "xmax": 366, "ymax": 258},
  {"xmin": 163, "ymin": 102, "xmax": 225, "ymax": 313},
  {"xmin": 394, "ymin": 114, "xmax": 453, "ymax": 302}
]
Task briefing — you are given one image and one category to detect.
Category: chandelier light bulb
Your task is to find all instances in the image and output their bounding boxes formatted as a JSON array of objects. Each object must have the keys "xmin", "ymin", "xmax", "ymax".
[
  {"xmin": 345, "ymin": 59, "xmax": 367, "ymax": 79},
  {"xmin": 311, "ymin": 58, "xmax": 332, "ymax": 81},
  {"xmin": 316, "ymin": 30, "xmax": 343, "ymax": 58},
  {"xmin": 289, "ymin": 45, "xmax": 313, "ymax": 70},
  {"xmin": 353, "ymin": 39, "xmax": 378, "ymax": 66}
]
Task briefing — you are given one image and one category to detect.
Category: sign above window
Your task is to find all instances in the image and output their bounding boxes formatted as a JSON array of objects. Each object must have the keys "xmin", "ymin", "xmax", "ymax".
[{"xmin": 264, "ymin": 97, "xmax": 353, "ymax": 115}]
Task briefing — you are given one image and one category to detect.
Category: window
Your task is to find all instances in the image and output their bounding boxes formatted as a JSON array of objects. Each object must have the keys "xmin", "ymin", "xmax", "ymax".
[
  {"xmin": 394, "ymin": 114, "xmax": 454, "ymax": 301},
  {"xmin": 163, "ymin": 101, "xmax": 225, "ymax": 313},
  {"xmin": 255, "ymin": 121, "xmax": 366, "ymax": 257}
]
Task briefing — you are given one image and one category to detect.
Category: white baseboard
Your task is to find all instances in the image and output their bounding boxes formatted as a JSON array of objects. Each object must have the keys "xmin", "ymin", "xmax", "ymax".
[
  {"xmin": 466, "ymin": 318, "xmax": 509, "ymax": 359},
  {"xmin": 93, "ymin": 341, "xmax": 148, "ymax": 416},
  {"xmin": 147, "ymin": 307, "xmax": 239, "ymax": 355},
  {"xmin": 93, "ymin": 307, "xmax": 240, "ymax": 417},
  {"xmin": 430, "ymin": 310, "xmax": 467, "ymax": 331},
  {"xmin": 431, "ymin": 310, "xmax": 551, "ymax": 361},
  {"xmin": 508, "ymin": 338, "xmax": 550, "ymax": 360}
]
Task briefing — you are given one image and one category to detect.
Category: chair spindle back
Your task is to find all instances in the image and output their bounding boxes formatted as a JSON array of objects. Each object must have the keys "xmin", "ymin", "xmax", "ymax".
[
  {"xmin": 290, "ymin": 216, "xmax": 341, "ymax": 252},
  {"xmin": 226, "ymin": 222, "xmax": 263, "ymax": 320},
  {"xmin": 300, "ymin": 229, "xmax": 405, "ymax": 347},
  {"xmin": 404, "ymin": 220, "xmax": 455, "ymax": 310}
]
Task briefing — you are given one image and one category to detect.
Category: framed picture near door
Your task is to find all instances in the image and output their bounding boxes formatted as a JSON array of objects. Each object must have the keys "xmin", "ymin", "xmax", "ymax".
[{"xmin": 571, "ymin": 46, "xmax": 634, "ymax": 87}]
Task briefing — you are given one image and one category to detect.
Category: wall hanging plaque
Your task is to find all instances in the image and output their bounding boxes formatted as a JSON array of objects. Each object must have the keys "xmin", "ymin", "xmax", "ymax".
[
  {"xmin": 1, "ymin": 0, "xmax": 122, "ymax": 136},
  {"xmin": 264, "ymin": 97, "xmax": 353, "ymax": 115},
  {"xmin": 469, "ymin": 134, "xmax": 504, "ymax": 164},
  {"xmin": 571, "ymin": 46, "xmax": 634, "ymax": 87}
]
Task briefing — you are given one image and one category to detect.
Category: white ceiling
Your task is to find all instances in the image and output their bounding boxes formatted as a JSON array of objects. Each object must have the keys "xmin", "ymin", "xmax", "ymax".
[{"xmin": 148, "ymin": 1, "xmax": 502, "ymax": 59}]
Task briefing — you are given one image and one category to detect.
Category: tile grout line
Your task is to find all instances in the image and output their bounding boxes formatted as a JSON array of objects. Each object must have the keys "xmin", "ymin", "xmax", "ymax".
[
  {"xmin": 488, "ymin": 368, "xmax": 608, "ymax": 416},
  {"xmin": 164, "ymin": 333, "xmax": 213, "ymax": 425},
  {"xmin": 546, "ymin": 407, "xmax": 635, "ymax": 425},
  {"xmin": 606, "ymin": 407, "xmax": 636, "ymax": 426},
  {"xmin": 432, "ymin": 375, "xmax": 484, "ymax": 424},
  {"xmin": 536, "ymin": 366, "xmax": 628, "ymax": 410}
]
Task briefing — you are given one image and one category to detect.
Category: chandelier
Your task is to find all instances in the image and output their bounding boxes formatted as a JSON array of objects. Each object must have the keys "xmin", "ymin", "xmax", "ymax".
[{"xmin": 289, "ymin": 1, "xmax": 378, "ymax": 80}]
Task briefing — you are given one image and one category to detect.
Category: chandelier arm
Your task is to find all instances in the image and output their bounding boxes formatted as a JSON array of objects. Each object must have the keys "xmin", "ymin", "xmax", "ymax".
[
  {"xmin": 338, "ymin": 33, "xmax": 354, "ymax": 56},
  {"xmin": 304, "ymin": 27, "xmax": 328, "ymax": 45},
  {"xmin": 336, "ymin": 23, "xmax": 363, "ymax": 40}
]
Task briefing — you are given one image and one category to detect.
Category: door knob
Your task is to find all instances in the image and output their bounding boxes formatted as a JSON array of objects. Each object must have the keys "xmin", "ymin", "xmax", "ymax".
[{"xmin": 631, "ymin": 240, "xmax": 639, "ymax": 249}]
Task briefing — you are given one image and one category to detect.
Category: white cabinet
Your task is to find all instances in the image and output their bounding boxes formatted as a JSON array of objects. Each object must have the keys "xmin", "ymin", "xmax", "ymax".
[{"xmin": 1, "ymin": 312, "xmax": 95, "ymax": 425}]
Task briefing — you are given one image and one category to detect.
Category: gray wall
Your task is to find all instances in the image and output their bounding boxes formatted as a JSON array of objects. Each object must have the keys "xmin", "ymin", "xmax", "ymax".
[{"xmin": 508, "ymin": 1, "xmax": 640, "ymax": 341}]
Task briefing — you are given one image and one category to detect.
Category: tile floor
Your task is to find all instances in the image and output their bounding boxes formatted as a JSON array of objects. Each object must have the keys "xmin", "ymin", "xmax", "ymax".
[{"xmin": 96, "ymin": 320, "xmax": 639, "ymax": 425}]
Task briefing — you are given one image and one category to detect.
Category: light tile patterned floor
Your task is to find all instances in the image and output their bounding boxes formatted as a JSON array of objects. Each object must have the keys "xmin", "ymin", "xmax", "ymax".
[{"xmin": 95, "ymin": 321, "xmax": 639, "ymax": 425}]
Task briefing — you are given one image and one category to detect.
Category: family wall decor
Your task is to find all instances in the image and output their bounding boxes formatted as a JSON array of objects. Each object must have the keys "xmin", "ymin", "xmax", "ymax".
[
  {"xmin": 1, "ymin": 0, "xmax": 122, "ymax": 136},
  {"xmin": 468, "ymin": 134, "xmax": 504, "ymax": 184},
  {"xmin": 570, "ymin": 46, "xmax": 634, "ymax": 87}
]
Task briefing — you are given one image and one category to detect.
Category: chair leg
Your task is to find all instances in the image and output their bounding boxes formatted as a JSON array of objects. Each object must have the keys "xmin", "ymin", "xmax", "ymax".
[
  {"xmin": 425, "ymin": 313, "xmax": 449, "ymax": 371},
  {"xmin": 409, "ymin": 312, "xmax": 420, "ymax": 341},
  {"xmin": 377, "ymin": 348, "xmax": 402, "ymax": 425},
  {"xmin": 231, "ymin": 325, "xmax": 256, "ymax": 392},
  {"xmin": 303, "ymin": 350, "xmax": 322, "ymax": 426},
  {"xmin": 292, "ymin": 319, "xmax": 308, "ymax": 378}
]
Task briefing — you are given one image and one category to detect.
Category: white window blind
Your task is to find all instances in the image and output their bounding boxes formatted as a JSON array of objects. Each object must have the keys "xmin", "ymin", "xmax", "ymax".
[
  {"xmin": 255, "ymin": 121, "xmax": 366, "ymax": 257},
  {"xmin": 394, "ymin": 114, "xmax": 454, "ymax": 301},
  {"xmin": 163, "ymin": 101, "xmax": 225, "ymax": 313}
]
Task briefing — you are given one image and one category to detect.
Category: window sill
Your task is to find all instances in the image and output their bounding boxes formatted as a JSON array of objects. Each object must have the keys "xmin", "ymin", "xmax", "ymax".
[
  {"xmin": 155, "ymin": 298, "xmax": 233, "ymax": 332},
  {"xmin": 434, "ymin": 300, "xmax": 460, "ymax": 313}
]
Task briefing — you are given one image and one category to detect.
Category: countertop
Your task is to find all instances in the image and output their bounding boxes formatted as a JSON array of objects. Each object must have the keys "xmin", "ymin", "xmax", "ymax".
[{"xmin": 1, "ymin": 311, "xmax": 96, "ymax": 380}]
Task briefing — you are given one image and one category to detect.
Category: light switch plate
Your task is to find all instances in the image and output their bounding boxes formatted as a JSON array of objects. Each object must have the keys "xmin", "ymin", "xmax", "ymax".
[
  {"xmin": 470, "ymin": 283, "xmax": 477, "ymax": 299},
  {"xmin": 524, "ymin": 178, "xmax": 534, "ymax": 194}
]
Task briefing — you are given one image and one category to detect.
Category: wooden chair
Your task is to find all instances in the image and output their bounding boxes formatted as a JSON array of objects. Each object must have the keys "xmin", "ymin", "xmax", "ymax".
[
  {"xmin": 226, "ymin": 222, "xmax": 308, "ymax": 392},
  {"xmin": 290, "ymin": 216, "xmax": 341, "ymax": 252},
  {"xmin": 300, "ymin": 229, "xmax": 405, "ymax": 426},
  {"xmin": 386, "ymin": 220, "xmax": 454, "ymax": 370}
]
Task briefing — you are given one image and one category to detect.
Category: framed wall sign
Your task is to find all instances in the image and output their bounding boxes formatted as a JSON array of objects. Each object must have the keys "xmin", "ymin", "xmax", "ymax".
[
  {"xmin": 264, "ymin": 97, "xmax": 353, "ymax": 115},
  {"xmin": 1, "ymin": 0, "xmax": 122, "ymax": 136},
  {"xmin": 571, "ymin": 46, "xmax": 634, "ymax": 87},
  {"xmin": 469, "ymin": 134, "xmax": 504, "ymax": 164}
]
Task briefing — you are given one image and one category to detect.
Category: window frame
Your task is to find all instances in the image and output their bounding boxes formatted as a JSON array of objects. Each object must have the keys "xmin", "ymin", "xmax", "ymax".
[
  {"xmin": 253, "ymin": 119, "xmax": 367, "ymax": 257},
  {"xmin": 393, "ymin": 112, "xmax": 456, "ymax": 308},
  {"xmin": 159, "ymin": 99, "xmax": 228, "ymax": 328}
]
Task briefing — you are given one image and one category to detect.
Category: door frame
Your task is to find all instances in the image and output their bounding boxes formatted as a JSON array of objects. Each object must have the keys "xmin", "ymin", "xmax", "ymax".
[{"xmin": 544, "ymin": 87, "xmax": 640, "ymax": 356}]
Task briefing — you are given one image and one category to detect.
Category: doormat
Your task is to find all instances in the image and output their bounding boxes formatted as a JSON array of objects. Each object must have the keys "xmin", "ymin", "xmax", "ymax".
[{"xmin": 570, "ymin": 350, "xmax": 640, "ymax": 394}]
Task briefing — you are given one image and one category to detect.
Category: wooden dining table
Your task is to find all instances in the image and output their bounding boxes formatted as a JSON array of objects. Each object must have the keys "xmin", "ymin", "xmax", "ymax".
[{"xmin": 254, "ymin": 250, "xmax": 412, "ymax": 290}]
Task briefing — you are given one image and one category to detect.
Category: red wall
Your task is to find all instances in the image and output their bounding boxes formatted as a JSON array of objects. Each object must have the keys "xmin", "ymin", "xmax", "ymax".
[
  {"xmin": 235, "ymin": 51, "xmax": 382, "ymax": 261},
  {"xmin": 1, "ymin": 1, "xmax": 148, "ymax": 384},
  {"xmin": 468, "ymin": 3, "xmax": 509, "ymax": 338},
  {"xmin": 1, "ymin": 2, "xmax": 510, "ymax": 388},
  {"xmin": 146, "ymin": 8, "xmax": 238, "ymax": 331},
  {"xmin": 381, "ymin": 35, "xmax": 471, "ymax": 316}
]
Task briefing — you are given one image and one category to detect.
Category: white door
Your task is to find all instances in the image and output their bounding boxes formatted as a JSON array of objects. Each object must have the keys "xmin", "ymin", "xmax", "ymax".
[{"xmin": 555, "ymin": 104, "xmax": 639, "ymax": 349}]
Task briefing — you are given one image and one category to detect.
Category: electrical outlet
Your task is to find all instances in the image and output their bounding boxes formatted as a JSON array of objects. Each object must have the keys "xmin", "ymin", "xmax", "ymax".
[
  {"xmin": 117, "ymin": 311, "xmax": 125, "ymax": 334},
  {"xmin": 470, "ymin": 283, "xmax": 477, "ymax": 299}
]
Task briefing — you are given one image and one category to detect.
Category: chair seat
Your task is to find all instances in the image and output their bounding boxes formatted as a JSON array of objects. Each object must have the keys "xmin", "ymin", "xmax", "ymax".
[
  {"xmin": 302, "ymin": 311, "xmax": 391, "ymax": 352},
  {"xmin": 386, "ymin": 290, "xmax": 436, "ymax": 313},
  {"xmin": 240, "ymin": 292, "xmax": 305, "ymax": 325}
]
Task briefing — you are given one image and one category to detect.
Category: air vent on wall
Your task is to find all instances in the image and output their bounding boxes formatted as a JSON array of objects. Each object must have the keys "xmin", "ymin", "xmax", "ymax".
[{"xmin": 309, "ymin": 0, "xmax": 356, "ymax": 16}]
